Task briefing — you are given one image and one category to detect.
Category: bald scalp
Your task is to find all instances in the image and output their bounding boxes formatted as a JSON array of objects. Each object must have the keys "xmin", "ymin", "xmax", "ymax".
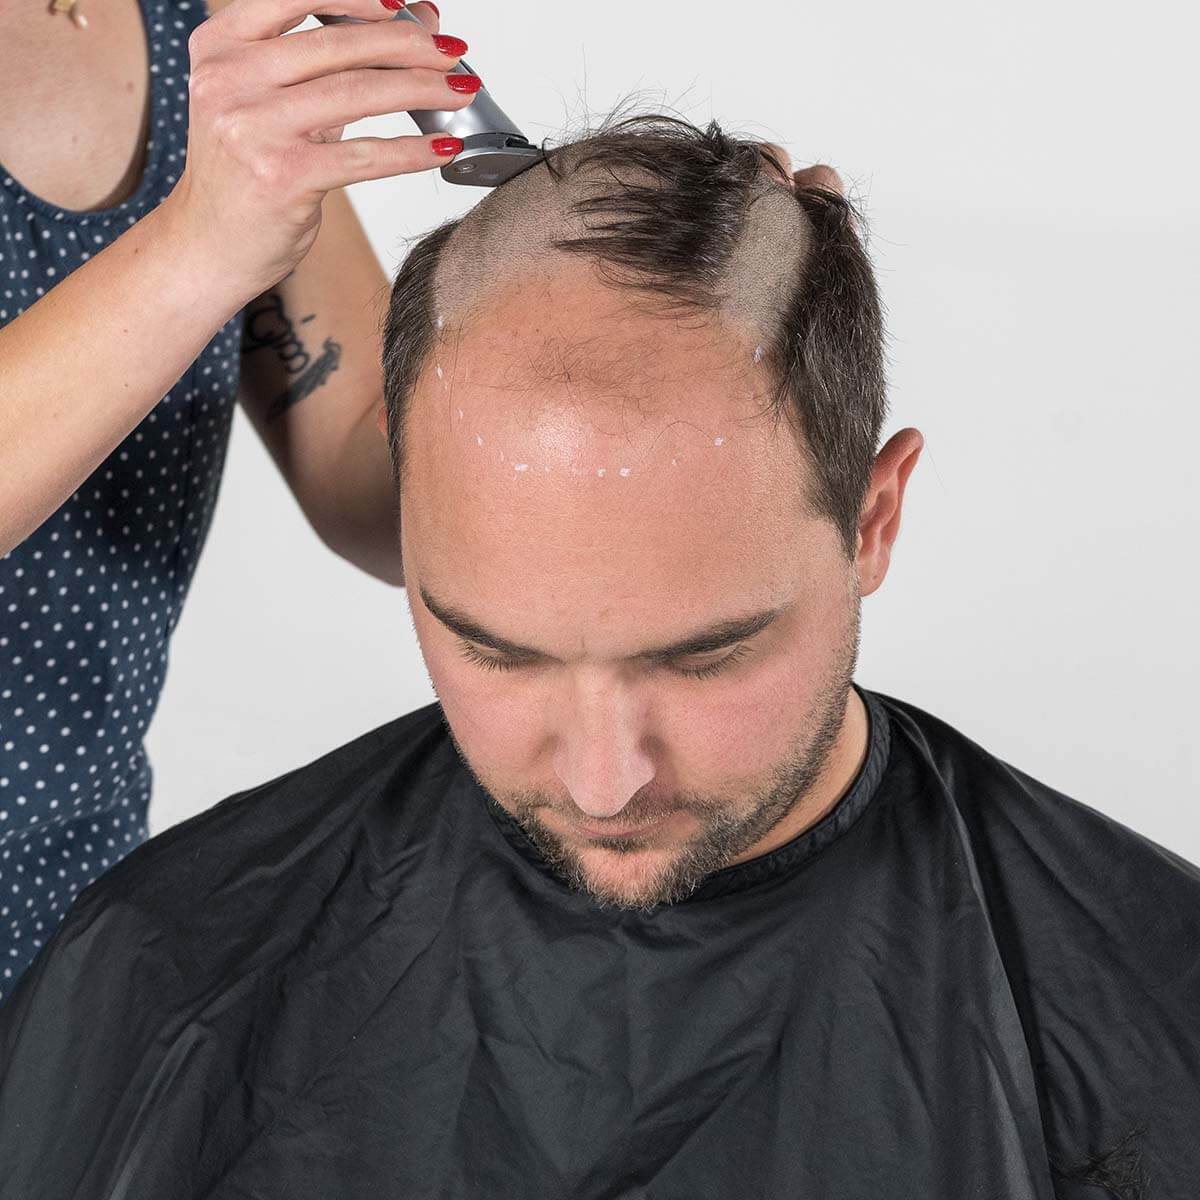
[
  {"xmin": 428, "ymin": 141, "xmax": 814, "ymax": 354},
  {"xmin": 382, "ymin": 113, "xmax": 888, "ymax": 561}
]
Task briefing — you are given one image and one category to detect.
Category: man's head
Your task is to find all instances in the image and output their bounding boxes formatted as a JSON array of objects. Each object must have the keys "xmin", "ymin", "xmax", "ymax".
[{"xmin": 378, "ymin": 112, "xmax": 922, "ymax": 912}]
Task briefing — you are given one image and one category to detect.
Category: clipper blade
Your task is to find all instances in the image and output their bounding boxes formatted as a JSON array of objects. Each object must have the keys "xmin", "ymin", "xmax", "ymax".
[{"xmin": 439, "ymin": 134, "xmax": 545, "ymax": 187}]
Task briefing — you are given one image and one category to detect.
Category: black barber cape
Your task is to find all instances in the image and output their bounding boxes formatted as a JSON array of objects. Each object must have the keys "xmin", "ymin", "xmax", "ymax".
[{"xmin": 2, "ymin": 684, "xmax": 1198, "ymax": 1200}]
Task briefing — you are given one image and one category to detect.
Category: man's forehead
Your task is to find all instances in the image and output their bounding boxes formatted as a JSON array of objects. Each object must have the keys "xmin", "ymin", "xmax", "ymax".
[
  {"xmin": 400, "ymin": 395, "xmax": 835, "ymax": 661},
  {"xmin": 416, "ymin": 266, "xmax": 771, "ymax": 435},
  {"xmin": 410, "ymin": 364, "xmax": 787, "ymax": 496},
  {"xmin": 404, "ymin": 311, "xmax": 810, "ymax": 533},
  {"xmin": 403, "ymin": 403, "xmax": 820, "ymax": 589}
]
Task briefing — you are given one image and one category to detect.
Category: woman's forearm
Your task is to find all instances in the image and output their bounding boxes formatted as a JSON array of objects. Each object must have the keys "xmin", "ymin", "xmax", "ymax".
[
  {"xmin": 0, "ymin": 195, "xmax": 256, "ymax": 556},
  {"xmin": 321, "ymin": 404, "xmax": 405, "ymax": 587}
]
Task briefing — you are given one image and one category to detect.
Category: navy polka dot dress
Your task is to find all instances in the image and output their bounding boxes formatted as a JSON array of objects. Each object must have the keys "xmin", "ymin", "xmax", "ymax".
[{"xmin": 0, "ymin": 0, "xmax": 244, "ymax": 1003}]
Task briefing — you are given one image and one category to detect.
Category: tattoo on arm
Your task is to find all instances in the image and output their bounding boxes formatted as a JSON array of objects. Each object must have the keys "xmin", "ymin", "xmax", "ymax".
[{"xmin": 241, "ymin": 291, "xmax": 344, "ymax": 422}]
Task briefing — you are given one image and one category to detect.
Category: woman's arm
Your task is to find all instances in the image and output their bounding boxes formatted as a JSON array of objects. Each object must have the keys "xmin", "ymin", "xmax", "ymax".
[
  {"xmin": 0, "ymin": 195, "xmax": 253, "ymax": 557},
  {"xmin": 1, "ymin": 0, "xmax": 475, "ymax": 560},
  {"xmin": 234, "ymin": 186, "xmax": 405, "ymax": 588}
]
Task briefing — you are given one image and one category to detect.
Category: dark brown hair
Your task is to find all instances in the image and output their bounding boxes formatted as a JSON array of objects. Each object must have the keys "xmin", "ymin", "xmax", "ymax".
[{"xmin": 381, "ymin": 110, "xmax": 889, "ymax": 562}]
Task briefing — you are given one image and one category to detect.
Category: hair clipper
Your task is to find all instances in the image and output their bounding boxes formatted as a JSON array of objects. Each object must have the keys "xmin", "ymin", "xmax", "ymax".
[{"xmin": 316, "ymin": 7, "xmax": 544, "ymax": 187}]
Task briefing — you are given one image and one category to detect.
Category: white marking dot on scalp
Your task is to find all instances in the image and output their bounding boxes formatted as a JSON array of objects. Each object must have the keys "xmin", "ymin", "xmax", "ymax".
[
  {"xmin": 514, "ymin": 463, "xmax": 529, "ymax": 472},
  {"xmin": 597, "ymin": 468, "xmax": 606, "ymax": 477},
  {"xmin": 753, "ymin": 344, "xmax": 765, "ymax": 363},
  {"xmin": 671, "ymin": 457, "xmax": 679, "ymax": 466},
  {"xmin": 618, "ymin": 467, "xmax": 632, "ymax": 477},
  {"xmin": 475, "ymin": 435, "xmax": 484, "ymax": 446},
  {"xmin": 436, "ymin": 314, "xmax": 445, "ymax": 330},
  {"xmin": 436, "ymin": 364, "xmax": 444, "ymax": 379},
  {"xmin": 713, "ymin": 436, "xmax": 726, "ymax": 446},
  {"xmin": 457, "ymin": 408, "xmax": 464, "ymax": 420}
]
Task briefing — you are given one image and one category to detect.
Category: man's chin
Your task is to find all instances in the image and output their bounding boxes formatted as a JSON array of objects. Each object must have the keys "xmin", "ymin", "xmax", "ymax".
[
  {"xmin": 563, "ymin": 848, "xmax": 697, "ymax": 911},
  {"xmin": 525, "ymin": 810, "xmax": 722, "ymax": 910},
  {"xmin": 575, "ymin": 841, "xmax": 688, "ymax": 907}
]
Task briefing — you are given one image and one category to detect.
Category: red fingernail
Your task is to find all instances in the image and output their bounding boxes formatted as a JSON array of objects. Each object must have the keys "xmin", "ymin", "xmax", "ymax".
[
  {"xmin": 425, "ymin": 1, "xmax": 440, "ymax": 15},
  {"xmin": 432, "ymin": 136, "xmax": 464, "ymax": 157},
  {"xmin": 446, "ymin": 73, "xmax": 481, "ymax": 93},
  {"xmin": 433, "ymin": 34, "xmax": 467, "ymax": 57},
  {"xmin": 380, "ymin": 0, "xmax": 405, "ymax": 9}
]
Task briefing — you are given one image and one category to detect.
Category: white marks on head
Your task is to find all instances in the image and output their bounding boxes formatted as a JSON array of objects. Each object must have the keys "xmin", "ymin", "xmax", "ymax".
[
  {"xmin": 434, "ymin": 314, "xmax": 448, "ymax": 389},
  {"xmin": 753, "ymin": 344, "xmax": 765, "ymax": 364},
  {"xmin": 458, "ymin": 437, "xmax": 724, "ymax": 475},
  {"xmin": 457, "ymin": 408, "xmax": 464, "ymax": 420}
]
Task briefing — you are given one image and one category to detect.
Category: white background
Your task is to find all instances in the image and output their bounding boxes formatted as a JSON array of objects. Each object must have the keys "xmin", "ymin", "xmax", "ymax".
[{"xmin": 146, "ymin": 0, "xmax": 1200, "ymax": 861}]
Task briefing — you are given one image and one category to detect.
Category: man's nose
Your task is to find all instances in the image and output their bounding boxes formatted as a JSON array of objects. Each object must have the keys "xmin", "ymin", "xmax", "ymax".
[{"xmin": 552, "ymin": 675, "xmax": 656, "ymax": 820}]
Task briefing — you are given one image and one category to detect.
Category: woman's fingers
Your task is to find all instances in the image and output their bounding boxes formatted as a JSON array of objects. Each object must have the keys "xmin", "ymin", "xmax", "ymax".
[
  {"xmin": 405, "ymin": 0, "xmax": 440, "ymax": 32},
  {"xmin": 756, "ymin": 146, "xmax": 847, "ymax": 200},
  {"xmin": 197, "ymin": 0, "xmax": 392, "ymax": 47},
  {"xmin": 793, "ymin": 163, "xmax": 844, "ymax": 195},
  {"xmin": 757, "ymin": 142, "xmax": 794, "ymax": 187},
  {"xmin": 275, "ymin": 64, "xmax": 476, "ymax": 138},
  {"xmin": 240, "ymin": 15, "xmax": 465, "ymax": 89},
  {"xmin": 309, "ymin": 132, "xmax": 460, "ymax": 191}
]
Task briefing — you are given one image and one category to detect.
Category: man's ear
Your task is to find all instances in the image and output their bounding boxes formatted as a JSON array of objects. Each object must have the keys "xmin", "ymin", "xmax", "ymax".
[
  {"xmin": 855, "ymin": 428, "xmax": 924, "ymax": 597},
  {"xmin": 375, "ymin": 403, "xmax": 388, "ymax": 438}
]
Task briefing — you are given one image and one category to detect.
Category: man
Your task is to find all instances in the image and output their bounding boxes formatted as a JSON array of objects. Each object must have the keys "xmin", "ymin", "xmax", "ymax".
[{"xmin": 1, "ymin": 114, "xmax": 1197, "ymax": 1199}]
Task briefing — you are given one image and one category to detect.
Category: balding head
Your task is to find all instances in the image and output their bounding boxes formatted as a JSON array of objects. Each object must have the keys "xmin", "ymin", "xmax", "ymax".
[
  {"xmin": 381, "ymin": 112, "xmax": 886, "ymax": 561},
  {"xmin": 377, "ymin": 111, "xmax": 921, "ymax": 912}
]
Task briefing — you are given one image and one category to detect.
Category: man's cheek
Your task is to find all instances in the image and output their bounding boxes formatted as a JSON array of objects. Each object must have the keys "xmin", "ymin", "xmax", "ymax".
[
  {"xmin": 430, "ymin": 662, "xmax": 538, "ymax": 767},
  {"xmin": 663, "ymin": 659, "xmax": 808, "ymax": 776}
]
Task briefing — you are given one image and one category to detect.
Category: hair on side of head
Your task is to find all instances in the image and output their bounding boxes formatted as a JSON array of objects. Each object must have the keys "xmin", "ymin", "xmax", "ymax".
[{"xmin": 381, "ymin": 104, "xmax": 889, "ymax": 561}]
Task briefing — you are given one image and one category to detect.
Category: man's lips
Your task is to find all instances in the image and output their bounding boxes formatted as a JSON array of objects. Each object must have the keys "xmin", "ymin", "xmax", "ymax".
[{"xmin": 569, "ymin": 813, "xmax": 673, "ymax": 840}]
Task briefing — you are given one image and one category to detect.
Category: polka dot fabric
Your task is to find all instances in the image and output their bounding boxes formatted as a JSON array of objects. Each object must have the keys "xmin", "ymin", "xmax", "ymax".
[{"xmin": 0, "ymin": 0, "xmax": 243, "ymax": 1004}]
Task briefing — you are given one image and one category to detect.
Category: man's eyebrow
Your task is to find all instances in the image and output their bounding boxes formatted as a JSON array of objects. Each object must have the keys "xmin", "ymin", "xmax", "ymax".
[{"xmin": 418, "ymin": 585, "xmax": 784, "ymax": 664}]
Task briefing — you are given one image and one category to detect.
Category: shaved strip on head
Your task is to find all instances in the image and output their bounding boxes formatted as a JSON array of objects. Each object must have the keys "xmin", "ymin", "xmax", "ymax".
[{"xmin": 428, "ymin": 142, "xmax": 814, "ymax": 353}]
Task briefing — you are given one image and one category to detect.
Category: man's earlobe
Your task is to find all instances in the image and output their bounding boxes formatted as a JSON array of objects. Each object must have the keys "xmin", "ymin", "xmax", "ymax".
[{"xmin": 375, "ymin": 404, "xmax": 388, "ymax": 437}]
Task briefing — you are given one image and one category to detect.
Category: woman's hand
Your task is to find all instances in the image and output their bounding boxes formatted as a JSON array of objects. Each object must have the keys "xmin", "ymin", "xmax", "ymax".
[
  {"xmin": 165, "ymin": 0, "xmax": 476, "ymax": 301},
  {"xmin": 757, "ymin": 142, "xmax": 844, "ymax": 197}
]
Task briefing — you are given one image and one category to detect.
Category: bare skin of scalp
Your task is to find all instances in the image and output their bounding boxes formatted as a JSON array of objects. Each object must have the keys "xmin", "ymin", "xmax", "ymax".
[{"xmin": 428, "ymin": 143, "xmax": 815, "ymax": 355}]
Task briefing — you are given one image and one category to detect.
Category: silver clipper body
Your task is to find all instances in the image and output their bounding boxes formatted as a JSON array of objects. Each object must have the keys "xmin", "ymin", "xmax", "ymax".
[{"xmin": 317, "ymin": 7, "xmax": 544, "ymax": 187}]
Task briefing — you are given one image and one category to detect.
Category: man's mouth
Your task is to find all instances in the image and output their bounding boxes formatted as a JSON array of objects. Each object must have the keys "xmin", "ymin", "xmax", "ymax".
[{"xmin": 572, "ymin": 814, "xmax": 669, "ymax": 841}]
